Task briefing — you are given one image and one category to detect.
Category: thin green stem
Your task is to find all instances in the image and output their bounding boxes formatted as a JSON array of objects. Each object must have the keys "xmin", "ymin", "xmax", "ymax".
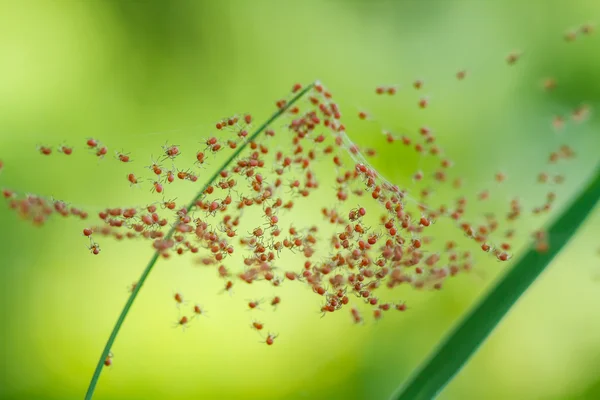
[
  {"xmin": 84, "ymin": 83, "xmax": 315, "ymax": 400},
  {"xmin": 393, "ymin": 163, "xmax": 600, "ymax": 400}
]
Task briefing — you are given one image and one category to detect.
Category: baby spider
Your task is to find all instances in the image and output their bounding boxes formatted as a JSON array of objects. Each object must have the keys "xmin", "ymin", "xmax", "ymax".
[
  {"xmin": 127, "ymin": 282, "xmax": 138, "ymax": 293},
  {"xmin": 250, "ymin": 320, "xmax": 264, "ymax": 331},
  {"xmin": 116, "ymin": 151, "xmax": 132, "ymax": 163},
  {"xmin": 152, "ymin": 181, "xmax": 164, "ymax": 194},
  {"xmin": 161, "ymin": 198, "xmax": 177, "ymax": 210},
  {"xmin": 148, "ymin": 158, "xmax": 163, "ymax": 176},
  {"xmin": 58, "ymin": 144, "xmax": 73, "ymax": 155},
  {"xmin": 192, "ymin": 304, "xmax": 207, "ymax": 318},
  {"xmin": 38, "ymin": 145, "xmax": 52, "ymax": 155},
  {"xmin": 270, "ymin": 296, "xmax": 281, "ymax": 309},
  {"xmin": 87, "ymin": 240, "xmax": 101, "ymax": 255},
  {"xmin": 265, "ymin": 332, "xmax": 278, "ymax": 346},
  {"xmin": 162, "ymin": 143, "xmax": 181, "ymax": 160},
  {"xmin": 127, "ymin": 173, "xmax": 141, "ymax": 186},
  {"xmin": 173, "ymin": 291, "xmax": 188, "ymax": 308},
  {"xmin": 174, "ymin": 315, "xmax": 190, "ymax": 331},
  {"xmin": 247, "ymin": 299, "xmax": 264, "ymax": 310},
  {"xmin": 104, "ymin": 351, "xmax": 114, "ymax": 367}
]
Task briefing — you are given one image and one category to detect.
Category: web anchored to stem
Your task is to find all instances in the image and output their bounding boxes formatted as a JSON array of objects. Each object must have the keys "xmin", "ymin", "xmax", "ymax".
[{"xmin": 84, "ymin": 83, "xmax": 315, "ymax": 399}]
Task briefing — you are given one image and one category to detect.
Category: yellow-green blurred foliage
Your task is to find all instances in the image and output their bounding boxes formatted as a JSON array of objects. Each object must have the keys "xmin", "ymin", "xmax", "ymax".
[{"xmin": 1, "ymin": 1, "xmax": 599, "ymax": 399}]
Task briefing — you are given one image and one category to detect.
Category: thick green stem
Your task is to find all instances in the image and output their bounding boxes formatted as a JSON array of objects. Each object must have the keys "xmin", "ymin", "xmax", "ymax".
[
  {"xmin": 84, "ymin": 83, "xmax": 314, "ymax": 400},
  {"xmin": 393, "ymin": 164, "xmax": 600, "ymax": 400}
]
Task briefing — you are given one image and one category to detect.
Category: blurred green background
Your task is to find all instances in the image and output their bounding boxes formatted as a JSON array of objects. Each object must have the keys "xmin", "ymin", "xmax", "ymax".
[{"xmin": 1, "ymin": 1, "xmax": 600, "ymax": 399}]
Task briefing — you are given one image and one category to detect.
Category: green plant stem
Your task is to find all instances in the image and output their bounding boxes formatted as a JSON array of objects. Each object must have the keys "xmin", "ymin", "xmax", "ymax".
[
  {"xmin": 84, "ymin": 83, "xmax": 314, "ymax": 400},
  {"xmin": 393, "ymin": 163, "xmax": 600, "ymax": 400}
]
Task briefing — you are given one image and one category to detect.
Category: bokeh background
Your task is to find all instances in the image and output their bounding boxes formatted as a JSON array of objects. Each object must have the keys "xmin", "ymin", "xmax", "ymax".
[{"xmin": 1, "ymin": 1, "xmax": 600, "ymax": 399}]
